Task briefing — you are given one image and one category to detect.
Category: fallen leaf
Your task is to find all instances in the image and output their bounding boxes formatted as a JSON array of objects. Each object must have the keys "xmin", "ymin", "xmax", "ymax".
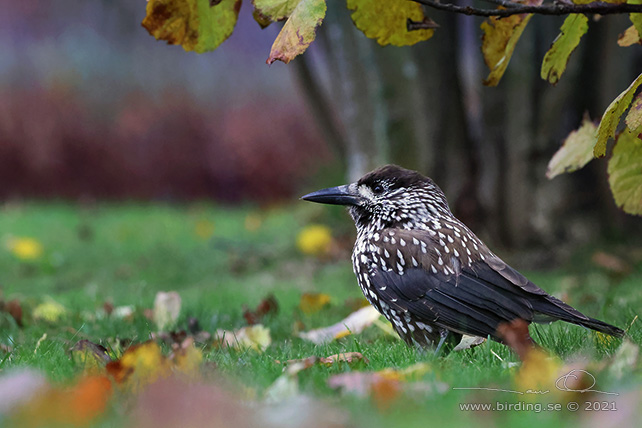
[
  {"xmin": 591, "ymin": 251, "xmax": 631, "ymax": 274},
  {"xmin": 214, "ymin": 324, "xmax": 272, "ymax": 352},
  {"xmin": 0, "ymin": 369, "xmax": 48, "ymax": 414},
  {"xmin": 70, "ymin": 340, "xmax": 112, "ymax": 369},
  {"xmin": 452, "ymin": 335, "xmax": 486, "ymax": 351},
  {"xmin": 243, "ymin": 294, "xmax": 279, "ymax": 325},
  {"xmin": 33, "ymin": 299, "xmax": 67, "ymax": 323},
  {"xmin": 277, "ymin": 351, "xmax": 369, "ymax": 367},
  {"xmin": 129, "ymin": 376, "xmax": 255, "ymax": 428},
  {"xmin": 299, "ymin": 292, "xmax": 331, "ymax": 314},
  {"xmin": 9, "ymin": 375, "xmax": 112, "ymax": 428},
  {"xmin": 153, "ymin": 291, "xmax": 181, "ymax": 331},
  {"xmin": 1, "ymin": 299, "xmax": 23, "ymax": 326},
  {"xmin": 296, "ymin": 224, "xmax": 333, "ymax": 257},
  {"xmin": 328, "ymin": 362, "xmax": 441, "ymax": 409},
  {"xmin": 169, "ymin": 337, "xmax": 203, "ymax": 376},
  {"xmin": 106, "ymin": 341, "xmax": 171, "ymax": 389},
  {"xmin": 298, "ymin": 306, "xmax": 382, "ymax": 344},
  {"xmin": 497, "ymin": 319, "xmax": 561, "ymax": 393},
  {"xmin": 6, "ymin": 237, "xmax": 43, "ymax": 261}
]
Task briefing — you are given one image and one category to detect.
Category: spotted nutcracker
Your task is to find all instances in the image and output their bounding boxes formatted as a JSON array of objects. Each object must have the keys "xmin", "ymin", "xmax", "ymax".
[{"xmin": 302, "ymin": 165, "xmax": 624, "ymax": 350}]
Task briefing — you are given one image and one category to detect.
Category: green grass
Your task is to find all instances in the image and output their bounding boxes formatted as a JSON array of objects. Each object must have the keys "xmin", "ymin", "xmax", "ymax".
[{"xmin": 0, "ymin": 202, "xmax": 641, "ymax": 427}]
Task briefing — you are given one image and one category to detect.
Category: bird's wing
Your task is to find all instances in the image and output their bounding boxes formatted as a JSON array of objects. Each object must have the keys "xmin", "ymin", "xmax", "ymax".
[
  {"xmin": 367, "ymin": 227, "xmax": 592, "ymax": 339},
  {"xmin": 370, "ymin": 262, "xmax": 536, "ymax": 339}
]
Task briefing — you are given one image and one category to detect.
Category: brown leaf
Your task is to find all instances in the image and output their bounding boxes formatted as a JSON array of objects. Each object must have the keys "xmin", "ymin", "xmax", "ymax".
[
  {"xmin": 496, "ymin": 319, "xmax": 536, "ymax": 361},
  {"xmin": 5, "ymin": 299, "xmax": 23, "ymax": 326},
  {"xmin": 591, "ymin": 251, "xmax": 632, "ymax": 274},
  {"xmin": 243, "ymin": 294, "xmax": 278, "ymax": 325}
]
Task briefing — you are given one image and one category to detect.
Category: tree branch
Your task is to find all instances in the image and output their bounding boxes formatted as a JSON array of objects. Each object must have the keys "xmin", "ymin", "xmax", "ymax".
[{"xmin": 412, "ymin": 0, "xmax": 642, "ymax": 17}]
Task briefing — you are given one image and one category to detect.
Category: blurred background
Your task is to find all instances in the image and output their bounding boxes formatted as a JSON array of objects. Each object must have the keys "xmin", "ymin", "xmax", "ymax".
[{"xmin": 1, "ymin": 1, "xmax": 642, "ymax": 255}]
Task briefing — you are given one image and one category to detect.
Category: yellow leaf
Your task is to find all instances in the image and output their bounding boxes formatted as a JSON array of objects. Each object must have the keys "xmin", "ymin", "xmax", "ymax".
[
  {"xmin": 347, "ymin": 0, "xmax": 435, "ymax": 46},
  {"xmin": 514, "ymin": 347, "xmax": 561, "ymax": 393},
  {"xmin": 142, "ymin": 0, "xmax": 241, "ymax": 54},
  {"xmin": 296, "ymin": 224, "xmax": 333, "ymax": 257},
  {"xmin": 595, "ymin": 72, "xmax": 642, "ymax": 157},
  {"xmin": 33, "ymin": 299, "xmax": 67, "ymax": 323},
  {"xmin": 481, "ymin": 13, "xmax": 532, "ymax": 86},
  {"xmin": 171, "ymin": 338, "xmax": 203, "ymax": 376},
  {"xmin": 546, "ymin": 115, "xmax": 598, "ymax": 179},
  {"xmin": 7, "ymin": 237, "xmax": 43, "ymax": 261},
  {"xmin": 378, "ymin": 362, "xmax": 432, "ymax": 382},
  {"xmin": 299, "ymin": 292, "xmax": 331, "ymax": 314},
  {"xmin": 618, "ymin": 25, "xmax": 641, "ymax": 47},
  {"xmin": 106, "ymin": 342, "xmax": 171, "ymax": 389},
  {"xmin": 266, "ymin": 0, "xmax": 326, "ymax": 64},
  {"xmin": 214, "ymin": 324, "xmax": 272, "ymax": 352}
]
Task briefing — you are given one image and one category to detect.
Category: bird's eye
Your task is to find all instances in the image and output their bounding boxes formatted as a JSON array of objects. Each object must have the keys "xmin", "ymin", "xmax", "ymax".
[{"xmin": 373, "ymin": 184, "xmax": 383, "ymax": 194}]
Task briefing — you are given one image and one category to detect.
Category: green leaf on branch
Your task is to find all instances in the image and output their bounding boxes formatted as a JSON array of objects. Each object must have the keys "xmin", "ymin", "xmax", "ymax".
[
  {"xmin": 626, "ymin": 93, "xmax": 642, "ymax": 133},
  {"xmin": 541, "ymin": 14, "xmax": 588, "ymax": 85},
  {"xmin": 595, "ymin": 72, "xmax": 642, "ymax": 157},
  {"xmin": 347, "ymin": 0, "xmax": 436, "ymax": 47},
  {"xmin": 142, "ymin": 0, "xmax": 241, "ymax": 54},
  {"xmin": 266, "ymin": 0, "xmax": 326, "ymax": 64},
  {"xmin": 253, "ymin": 0, "xmax": 300, "ymax": 26},
  {"xmin": 608, "ymin": 129, "xmax": 642, "ymax": 216},
  {"xmin": 481, "ymin": 13, "xmax": 532, "ymax": 87},
  {"xmin": 618, "ymin": 25, "xmax": 641, "ymax": 47},
  {"xmin": 546, "ymin": 115, "xmax": 597, "ymax": 179}
]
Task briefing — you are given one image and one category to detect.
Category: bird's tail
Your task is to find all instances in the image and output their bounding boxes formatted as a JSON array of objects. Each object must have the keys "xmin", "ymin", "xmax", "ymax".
[
  {"xmin": 575, "ymin": 317, "xmax": 625, "ymax": 338},
  {"xmin": 532, "ymin": 295, "xmax": 625, "ymax": 338}
]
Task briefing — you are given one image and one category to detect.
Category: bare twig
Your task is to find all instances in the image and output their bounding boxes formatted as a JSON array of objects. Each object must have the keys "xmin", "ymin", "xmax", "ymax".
[{"xmin": 412, "ymin": 0, "xmax": 642, "ymax": 17}]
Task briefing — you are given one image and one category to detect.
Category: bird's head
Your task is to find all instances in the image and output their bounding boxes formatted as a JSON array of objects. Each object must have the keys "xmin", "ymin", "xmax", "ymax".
[{"xmin": 301, "ymin": 165, "xmax": 452, "ymax": 232}]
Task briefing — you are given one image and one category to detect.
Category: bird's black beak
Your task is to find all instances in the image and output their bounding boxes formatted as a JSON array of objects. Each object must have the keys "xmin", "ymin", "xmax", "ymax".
[{"xmin": 301, "ymin": 184, "xmax": 361, "ymax": 206}]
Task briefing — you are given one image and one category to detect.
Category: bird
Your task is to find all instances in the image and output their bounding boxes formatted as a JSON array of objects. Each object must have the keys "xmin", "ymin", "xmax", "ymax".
[{"xmin": 301, "ymin": 164, "xmax": 624, "ymax": 351}]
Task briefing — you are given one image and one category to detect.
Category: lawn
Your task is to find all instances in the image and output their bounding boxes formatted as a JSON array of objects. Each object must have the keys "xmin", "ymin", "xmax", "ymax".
[{"xmin": 0, "ymin": 202, "xmax": 640, "ymax": 427}]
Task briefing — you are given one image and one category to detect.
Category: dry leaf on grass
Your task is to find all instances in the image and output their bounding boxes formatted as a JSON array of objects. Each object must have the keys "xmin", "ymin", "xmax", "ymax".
[
  {"xmin": 452, "ymin": 335, "xmax": 486, "ymax": 351},
  {"xmin": 153, "ymin": 291, "xmax": 181, "ymax": 331},
  {"xmin": 298, "ymin": 306, "xmax": 381, "ymax": 344},
  {"xmin": 243, "ymin": 294, "xmax": 278, "ymax": 325},
  {"xmin": 299, "ymin": 292, "xmax": 331, "ymax": 314},
  {"xmin": 214, "ymin": 324, "xmax": 271, "ymax": 352}
]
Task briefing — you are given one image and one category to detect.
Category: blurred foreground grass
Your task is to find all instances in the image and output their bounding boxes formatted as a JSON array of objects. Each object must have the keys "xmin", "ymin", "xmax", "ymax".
[{"xmin": 0, "ymin": 202, "xmax": 641, "ymax": 427}]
